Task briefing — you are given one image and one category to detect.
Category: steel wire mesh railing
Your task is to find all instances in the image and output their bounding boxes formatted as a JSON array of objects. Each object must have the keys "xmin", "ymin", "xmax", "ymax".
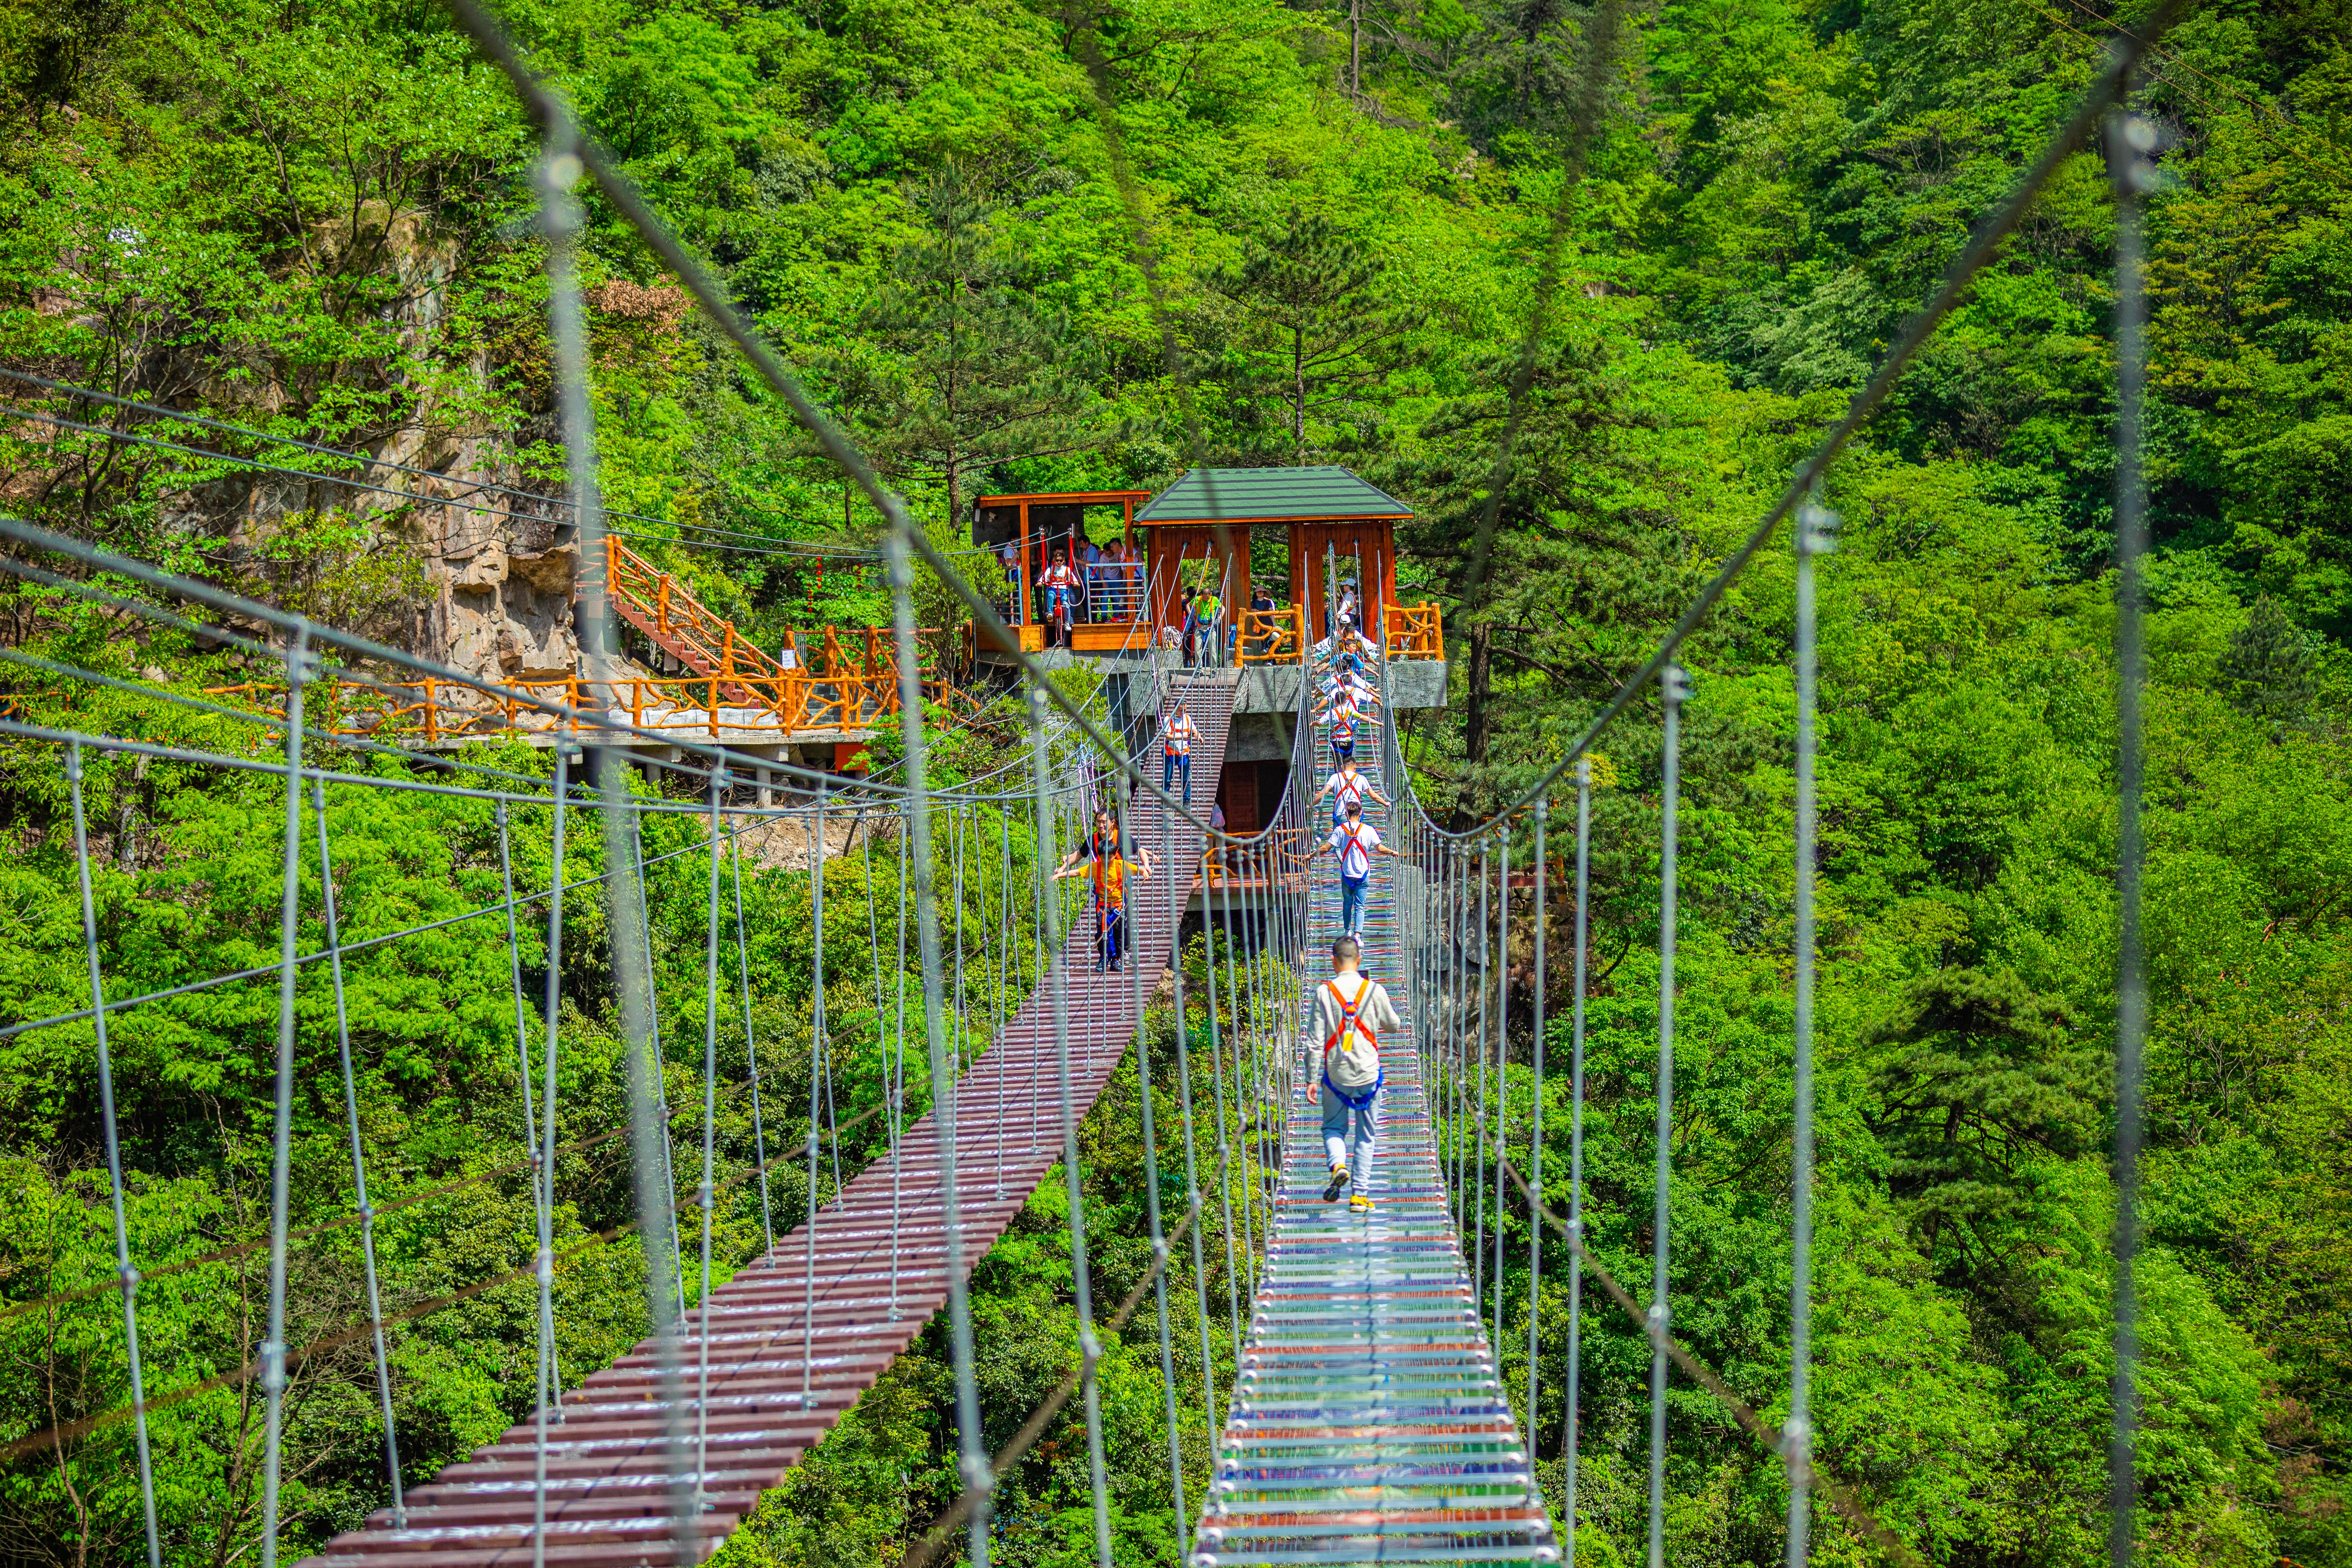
[{"xmin": 0, "ymin": 0, "xmax": 2180, "ymax": 1559}]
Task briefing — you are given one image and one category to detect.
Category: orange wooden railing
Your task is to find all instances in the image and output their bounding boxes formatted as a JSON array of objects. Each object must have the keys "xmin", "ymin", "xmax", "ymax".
[
  {"xmin": 1239, "ymin": 606, "xmax": 1305, "ymax": 665},
  {"xmin": 1383, "ymin": 603, "xmax": 1444, "ymax": 660},
  {"xmin": 601, "ymin": 538, "xmax": 798, "ymax": 697},
  {"xmin": 203, "ymin": 659, "xmax": 963, "ymax": 746}
]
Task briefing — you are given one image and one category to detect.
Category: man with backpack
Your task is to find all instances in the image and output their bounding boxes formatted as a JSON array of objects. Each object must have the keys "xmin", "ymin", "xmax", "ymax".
[
  {"xmin": 1316, "ymin": 934, "xmax": 1403, "ymax": 1210},
  {"xmin": 1326, "ymin": 798, "xmax": 1397, "ymax": 942}
]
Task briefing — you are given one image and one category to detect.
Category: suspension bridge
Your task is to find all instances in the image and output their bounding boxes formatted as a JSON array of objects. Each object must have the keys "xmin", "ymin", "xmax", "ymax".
[{"xmin": 0, "ymin": 0, "xmax": 2178, "ymax": 1561}]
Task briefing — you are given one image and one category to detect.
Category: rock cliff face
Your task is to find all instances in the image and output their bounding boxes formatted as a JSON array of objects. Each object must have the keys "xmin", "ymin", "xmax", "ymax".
[{"xmin": 432, "ymin": 498, "xmax": 582, "ymax": 682}]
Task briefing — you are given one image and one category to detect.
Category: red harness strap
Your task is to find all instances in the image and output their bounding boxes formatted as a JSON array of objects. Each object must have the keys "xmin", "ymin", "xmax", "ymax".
[
  {"xmin": 1321, "ymin": 975, "xmax": 1377, "ymax": 1062},
  {"xmin": 1335, "ymin": 822, "xmax": 1371, "ymax": 875}
]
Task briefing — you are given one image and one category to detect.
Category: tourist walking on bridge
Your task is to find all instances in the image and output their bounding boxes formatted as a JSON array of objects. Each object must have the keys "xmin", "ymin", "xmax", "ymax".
[
  {"xmin": 1320, "ymin": 689, "xmax": 1366, "ymax": 763},
  {"xmin": 1317, "ymin": 934, "xmax": 1401, "ymax": 1211},
  {"xmin": 1057, "ymin": 829, "xmax": 1148, "ymax": 972},
  {"xmin": 1316, "ymin": 756, "xmax": 1390, "ymax": 827},
  {"xmin": 1326, "ymin": 798, "xmax": 1397, "ymax": 942},
  {"xmin": 1159, "ymin": 699, "xmax": 1199, "ymax": 805}
]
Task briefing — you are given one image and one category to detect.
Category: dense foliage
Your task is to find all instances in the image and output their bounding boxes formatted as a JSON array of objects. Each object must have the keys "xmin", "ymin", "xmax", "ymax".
[{"xmin": 3, "ymin": 0, "xmax": 2349, "ymax": 1562}]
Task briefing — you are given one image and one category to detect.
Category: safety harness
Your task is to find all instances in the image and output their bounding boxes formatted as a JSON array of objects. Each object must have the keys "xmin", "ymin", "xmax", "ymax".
[
  {"xmin": 1322, "ymin": 974, "xmax": 1382, "ymax": 1108},
  {"xmin": 1334, "ymin": 821, "xmax": 1372, "ymax": 880}
]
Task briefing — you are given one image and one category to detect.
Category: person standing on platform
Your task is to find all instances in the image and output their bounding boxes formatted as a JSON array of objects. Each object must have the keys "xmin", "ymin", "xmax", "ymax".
[
  {"xmin": 1326, "ymin": 799, "xmax": 1395, "ymax": 942},
  {"xmin": 1316, "ymin": 934, "xmax": 1402, "ymax": 1210},
  {"xmin": 1160, "ymin": 699, "xmax": 1199, "ymax": 805}
]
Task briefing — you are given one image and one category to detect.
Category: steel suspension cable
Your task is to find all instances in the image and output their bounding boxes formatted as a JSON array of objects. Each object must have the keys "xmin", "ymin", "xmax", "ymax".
[
  {"xmin": 1117, "ymin": 780, "xmax": 1192, "ymax": 1547},
  {"xmin": 1562, "ymin": 758, "xmax": 1591, "ymax": 1558},
  {"xmin": 1526, "ymin": 797, "xmax": 1548, "ymax": 1432},
  {"xmin": 62, "ymin": 742, "xmax": 164, "ymax": 1568},
  {"xmin": 529, "ymin": 743, "xmax": 574, "ymax": 1567},
  {"xmin": 883, "ymin": 525, "xmax": 992, "ymax": 1568},
  {"xmin": 1160, "ymin": 768, "xmax": 1220, "ymax": 1434},
  {"xmin": 694, "ymin": 766, "xmax": 728, "ymax": 1502},
  {"xmin": 1786, "ymin": 499, "xmax": 1834, "ymax": 1558},
  {"xmin": 801, "ymin": 789, "xmax": 828, "ymax": 1408},
  {"xmin": 256, "ymin": 620, "xmax": 309, "ymax": 1568},
  {"xmin": 1025, "ymin": 682, "xmax": 1116, "ymax": 1567},
  {"xmin": 1493, "ymin": 826, "xmax": 1512, "ymax": 1357},
  {"xmin": 496, "ymin": 801, "xmax": 540, "ymax": 1187},
  {"xmin": 2109, "ymin": 105, "xmax": 2160, "ymax": 1568},
  {"xmin": 631, "ymin": 808, "xmax": 691, "ymax": 1325},
  {"xmin": 1646, "ymin": 666, "xmax": 1689, "ymax": 1568},
  {"xmin": 311, "ymin": 780, "xmax": 407, "ymax": 1525},
  {"xmin": 730, "ymin": 826, "xmax": 777, "ymax": 1256}
]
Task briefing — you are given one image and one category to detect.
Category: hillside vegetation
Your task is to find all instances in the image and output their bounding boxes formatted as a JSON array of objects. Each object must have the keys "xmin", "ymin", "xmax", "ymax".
[{"xmin": 2, "ymin": 0, "xmax": 2350, "ymax": 1563}]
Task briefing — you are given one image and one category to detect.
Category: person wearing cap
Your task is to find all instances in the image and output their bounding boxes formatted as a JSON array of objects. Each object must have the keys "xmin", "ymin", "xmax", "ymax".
[{"xmin": 1316, "ymin": 933, "xmax": 1402, "ymax": 1210}]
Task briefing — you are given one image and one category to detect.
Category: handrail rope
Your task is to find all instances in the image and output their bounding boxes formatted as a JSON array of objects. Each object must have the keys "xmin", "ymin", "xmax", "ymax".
[
  {"xmin": 0, "ymin": 370, "xmax": 888, "ymax": 558},
  {"xmin": 0, "ymin": 1059, "xmax": 895, "ymax": 1328},
  {"xmin": 0, "ymin": 1086, "xmax": 890, "ymax": 1466},
  {"xmin": 0, "ymin": 512, "xmax": 955, "ymax": 798},
  {"xmin": 1497, "ymin": 1158, "xmax": 1921, "ymax": 1567},
  {"xmin": 0, "ymin": 769, "xmax": 1081, "ymax": 1319},
  {"xmin": 2, "ymin": 528, "xmax": 1161, "ymax": 811},
  {"xmin": 1397, "ymin": 6, "xmax": 2179, "ymax": 842},
  {"xmin": 0, "ymin": 766, "xmax": 930, "ymax": 1044}
]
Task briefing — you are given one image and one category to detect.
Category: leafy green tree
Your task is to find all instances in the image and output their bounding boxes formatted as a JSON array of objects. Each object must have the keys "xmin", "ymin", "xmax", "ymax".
[{"xmin": 2216, "ymin": 596, "xmax": 2317, "ymax": 726}]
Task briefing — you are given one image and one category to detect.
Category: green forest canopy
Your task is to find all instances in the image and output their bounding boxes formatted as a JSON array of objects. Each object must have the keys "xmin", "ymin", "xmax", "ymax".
[{"xmin": 2, "ymin": 0, "xmax": 2350, "ymax": 1562}]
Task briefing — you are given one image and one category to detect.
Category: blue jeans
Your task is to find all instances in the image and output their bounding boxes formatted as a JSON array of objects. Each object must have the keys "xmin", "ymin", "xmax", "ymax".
[
  {"xmin": 1339, "ymin": 874, "xmax": 1367, "ymax": 935},
  {"xmin": 1321, "ymin": 1079, "xmax": 1377, "ymax": 1191},
  {"xmin": 1162, "ymin": 751, "xmax": 1191, "ymax": 803}
]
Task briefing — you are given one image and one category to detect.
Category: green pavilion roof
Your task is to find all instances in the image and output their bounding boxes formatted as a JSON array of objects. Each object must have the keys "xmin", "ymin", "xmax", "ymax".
[{"xmin": 1133, "ymin": 466, "xmax": 1414, "ymax": 524}]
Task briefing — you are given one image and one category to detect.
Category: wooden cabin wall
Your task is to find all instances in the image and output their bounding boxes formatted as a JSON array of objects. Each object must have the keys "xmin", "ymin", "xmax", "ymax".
[
  {"xmin": 1144, "ymin": 526, "xmax": 1245, "ymax": 638},
  {"xmin": 1288, "ymin": 521, "xmax": 1400, "ymax": 641}
]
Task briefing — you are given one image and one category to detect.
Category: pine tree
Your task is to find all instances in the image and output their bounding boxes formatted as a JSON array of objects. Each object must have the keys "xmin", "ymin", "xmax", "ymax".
[
  {"xmin": 1208, "ymin": 208, "xmax": 1420, "ymax": 464},
  {"xmin": 824, "ymin": 168, "xmax": 1109, "ymax": 529},
  {"xmin": 2218, "ymin": 596, "xmax": 2316, "ymax": 727}
]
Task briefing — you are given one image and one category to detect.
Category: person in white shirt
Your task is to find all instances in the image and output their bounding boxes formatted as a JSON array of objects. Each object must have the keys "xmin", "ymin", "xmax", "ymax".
[
  {"xmin": 1316, "ymin": 757, "xmax": 1390, "ymax": 827},
  {"xmin": 1315, "ymin": 934, "xmax": 1403, "ymax": 1209},
  {"xmin": 1038, "ymin": 554, "xmax": 1080, "ymax": 642},
  {"xmin": 1326, "ymin": 800, "xmax": 1396, "ymax": 940},
  {"xmin": 1159, "ymin": 701, "xmax": 1198, "ymax": 804},
  {"xmin": 1320, "ymin": 690, "xmax": 1366, "ymax": 763}
]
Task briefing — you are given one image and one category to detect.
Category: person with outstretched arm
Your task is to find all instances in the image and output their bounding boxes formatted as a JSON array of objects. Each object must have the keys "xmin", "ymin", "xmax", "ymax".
[
  {"xmin": 1159, "ymin": 699, "xmax": 1199, "ymax": 805},
  {"xmin": 1316, "ymin": 934, "xmax": 1403, "ymax": 1211},
  {"xmin": 1321, "ymin": 692, "xmax": 1364, "ymax": 764},
  {"xmin": 1053, "ymin": 808, "xmax": 1156, "ymax": 881},
  {"xmin": 1055, "ymin": 832, "xmax": 1148, "ymax": 972},
  {"xmin": 1326, "ymin": 799, "xmax": 1397, "ymax": 941},
  {"xmin": 1316, "ymin": 756, "xmax": 1391, "ymax": 827}
]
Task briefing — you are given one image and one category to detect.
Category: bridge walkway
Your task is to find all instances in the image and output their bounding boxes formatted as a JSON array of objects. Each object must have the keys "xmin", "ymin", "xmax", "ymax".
[
  {"xmin": 1193, "ymin": 730, "xmax": 1557, "ymax": 1566},
  {"xmin": 300, "ymin": 676, "xmax": 1239, "ymax": 1568}
]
